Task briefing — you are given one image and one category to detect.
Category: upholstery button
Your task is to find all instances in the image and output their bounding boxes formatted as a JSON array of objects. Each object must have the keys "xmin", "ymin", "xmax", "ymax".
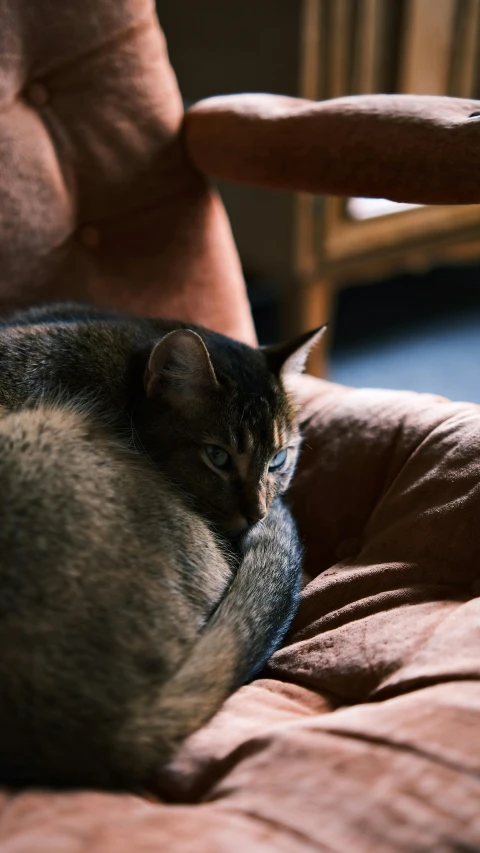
[
  {"xmin": 80, "ymin": 226, "xmax": 101, "ymax": 249},
  {"xmin": 335, "ymin": 537, "xmax": 362, "ymax": 561},
  {"xmin": 27, "ymin": 82, "xmax": 49, "ymax": 107}
]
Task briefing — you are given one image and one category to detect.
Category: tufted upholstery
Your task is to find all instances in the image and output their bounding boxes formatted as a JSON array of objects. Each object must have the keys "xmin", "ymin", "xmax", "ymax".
[
  {"xmin": 0, "ymin": 0, "xmax": 254, "ymax": 341},
  {"xmin": 2, "ymin": 1, "xmax": 480, "ymax": 850}
]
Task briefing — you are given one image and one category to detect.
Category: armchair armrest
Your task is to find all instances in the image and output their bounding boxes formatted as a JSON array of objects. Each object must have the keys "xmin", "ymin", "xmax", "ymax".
[{"xmin": 185, "ymin": 93, "xmax": 480, "ymax": 204}]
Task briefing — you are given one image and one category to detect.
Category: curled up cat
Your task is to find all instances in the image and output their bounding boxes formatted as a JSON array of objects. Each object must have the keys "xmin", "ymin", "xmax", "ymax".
[{"xmin": 0, "ymin": 305, "xmax": 324, "ymax": 792}]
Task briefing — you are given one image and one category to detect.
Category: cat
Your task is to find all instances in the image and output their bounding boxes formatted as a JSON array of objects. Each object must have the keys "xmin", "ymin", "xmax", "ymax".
[{"xmin": 0, "ymin": 304, "xmax": 324, "ymax": 792}]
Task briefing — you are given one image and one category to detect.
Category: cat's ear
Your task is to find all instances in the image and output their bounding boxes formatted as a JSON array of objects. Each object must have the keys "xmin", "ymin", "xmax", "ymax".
[
  {"xmin": 145, "ymin": 330, "xmax": 219, "ymax": 399},
  {"xmin": 262, "ymin": 326, "xmax": 327, "ymax": 379}
]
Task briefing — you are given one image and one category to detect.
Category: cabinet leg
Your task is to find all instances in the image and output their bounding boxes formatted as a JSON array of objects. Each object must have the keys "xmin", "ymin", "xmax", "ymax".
[{"xmin": 284, "ymin": 277, "xmax": 334, "ymax": 377}]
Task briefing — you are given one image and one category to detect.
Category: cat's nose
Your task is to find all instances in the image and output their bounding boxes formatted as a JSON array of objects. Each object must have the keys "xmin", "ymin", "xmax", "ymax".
[
  {"xmin": 242, "ymin": 489, "xmax": 267, "ymax": 527},
  {"xmin": 246, "ymin": 507, "xmax": 267, "ymax": 526}
]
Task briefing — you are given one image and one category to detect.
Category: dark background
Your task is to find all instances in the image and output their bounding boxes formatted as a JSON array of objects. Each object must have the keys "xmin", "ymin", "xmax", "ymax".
[{"xmin": 157, "ymin": 2, "xmax": 480, "ymax": 403}]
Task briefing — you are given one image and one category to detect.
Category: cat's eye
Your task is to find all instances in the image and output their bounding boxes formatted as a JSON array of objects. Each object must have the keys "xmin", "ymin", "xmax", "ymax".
[
  {"xmin": 204, "ymin": 444, "xmax": 231, "ymax": 470},
  {"xmin": 269, "ymin": 448, "xmax": 288, "ymax": 471}
]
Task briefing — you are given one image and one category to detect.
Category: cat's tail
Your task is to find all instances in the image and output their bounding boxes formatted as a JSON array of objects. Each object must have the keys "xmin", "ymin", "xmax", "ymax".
[{"xmin": 125, "ymin": 499, "xmax": 302, "ymax": 784}]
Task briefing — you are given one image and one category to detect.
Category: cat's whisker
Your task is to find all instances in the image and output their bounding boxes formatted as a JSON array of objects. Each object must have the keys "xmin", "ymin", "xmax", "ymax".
[{"xmin": 127, "ymin": 412, "xmax": 155, "ymax": 467}]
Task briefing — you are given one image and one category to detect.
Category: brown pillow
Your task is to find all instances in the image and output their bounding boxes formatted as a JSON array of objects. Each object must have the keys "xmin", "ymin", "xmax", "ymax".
[{"xmin": 2, "ymin": 377, "xmax": 479, "ymax": 852}]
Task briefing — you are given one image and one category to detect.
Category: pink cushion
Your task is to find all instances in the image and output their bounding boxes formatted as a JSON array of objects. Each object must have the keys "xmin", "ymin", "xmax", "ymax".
[{"xmin": 2, "ymin": 377, "xmax": 480, "ymax": 851}]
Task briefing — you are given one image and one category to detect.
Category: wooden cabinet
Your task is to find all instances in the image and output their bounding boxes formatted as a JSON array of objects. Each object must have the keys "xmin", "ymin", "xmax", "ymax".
[
  {"xmin": 159, "ymin": 1, "xmax": 480, "ymax": 372},
  {"xmin": 296, "ymin": 0, "xmax": 480, "ymax": 373}
]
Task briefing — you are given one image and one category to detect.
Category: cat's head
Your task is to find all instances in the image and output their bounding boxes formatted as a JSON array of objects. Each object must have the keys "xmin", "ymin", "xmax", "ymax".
[{"xmin": 136, "ymin": 326, "xmax": 325, "ymax": 537}]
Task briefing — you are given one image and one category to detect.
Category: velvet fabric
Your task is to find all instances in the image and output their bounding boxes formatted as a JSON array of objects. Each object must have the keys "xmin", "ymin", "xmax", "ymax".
[
  {"xmin": 3, "ymin": 376, "xmax": 480, "ymax": 851},
  {"xmin": 0, "ymin": 0, "xmax": 254, "ymax": 341},
  {"xmin": 185, "ymin": 93, "xmax": 480, "ymax": 204},
  {"xmin": 1, "ymin": 0, "xmax": 480, "ymax": 849}
]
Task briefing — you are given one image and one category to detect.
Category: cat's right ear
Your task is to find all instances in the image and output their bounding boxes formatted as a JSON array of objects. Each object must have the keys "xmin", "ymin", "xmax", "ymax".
[
  {"xmin": 144, "ymin": 330, "xmax": 219, "ymax": 400},
  {"xmin": 262, "ymin": 325, "xmax": 327, "ymax": 379}
]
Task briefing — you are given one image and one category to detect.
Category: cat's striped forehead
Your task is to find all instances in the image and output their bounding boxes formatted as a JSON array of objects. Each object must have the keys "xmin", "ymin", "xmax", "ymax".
[
  {"xmin": 205, "ymin": 336, "xmax": 298, "ymax": 453},
  {"xmin": 223, "ymin": 393, "xmax": 295, "ymax": 455}
]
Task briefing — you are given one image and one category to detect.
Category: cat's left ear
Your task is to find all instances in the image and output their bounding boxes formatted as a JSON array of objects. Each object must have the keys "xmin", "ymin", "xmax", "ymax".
[
  {"xmin": 145, "ymin": 329, "xmax": 219, "ymax": 399},
  {"xmin": 262, "ymin": 326, "xmax": 327, "ymax": 379}
]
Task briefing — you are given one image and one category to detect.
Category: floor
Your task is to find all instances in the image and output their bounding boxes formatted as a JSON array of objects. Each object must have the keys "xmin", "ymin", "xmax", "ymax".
[
  {"xmin": 249, "ymin": 263, "xmax": 480, "ymax": 405},
  {"xmin": 330, "ymin": 264, "xmax": 480, "ymax": 404}
]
